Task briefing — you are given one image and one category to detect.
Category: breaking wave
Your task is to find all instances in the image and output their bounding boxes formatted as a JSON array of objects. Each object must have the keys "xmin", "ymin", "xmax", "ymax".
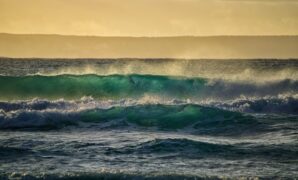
[
  {"xmin": 0, "ymin": 74, "xmax": 297, "ymax": 101},
  {"xmin": 0, "ymin": 103, "xmax": 252, "ymax": 130},
  {"xmin": 0, "ymin": 100, "xmax": 296, "ymax": 135}
]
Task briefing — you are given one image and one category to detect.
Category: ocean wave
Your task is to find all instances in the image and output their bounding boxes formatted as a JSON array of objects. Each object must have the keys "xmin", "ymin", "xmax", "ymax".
[
  {"xmin": 2, "ymin": 102, "xmax": 294, "ymax": 137},
  {"xmin": 1, "ymin": 137, "xmax": 297, "ymax": 180},
  {"xmin": 0, "ymin": 94, "xmax": 297, "ymax": 114},
  {"xmin": 0, "ymin": 104, "xmax": 259, "ymax": 132},
  {"xmin": 1, "ymin": 59, "xmax": 297, "ymax": 180},
  {"xmin": 1, "ymin": 58, "xmax": 298, "ymax": 82},
  {"xmin": 0, "ymin": 74, "xmax": 297, "ymax": 101},
  {"xmin": 0, "ymin": 96, "xmax": 297, "ymax": 132}
]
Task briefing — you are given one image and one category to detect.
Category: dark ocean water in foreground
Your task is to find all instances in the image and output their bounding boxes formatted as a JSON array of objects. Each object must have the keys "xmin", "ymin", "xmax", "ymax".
[{"xmin": 0, "ymin": 58, "xmax": 297, "ymax": 179}]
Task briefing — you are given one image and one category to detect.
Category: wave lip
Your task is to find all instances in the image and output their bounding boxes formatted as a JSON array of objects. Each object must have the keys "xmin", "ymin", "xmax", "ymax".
[{"xmin": 1, "ymin": 58, "xmax": 298, "ymax": 82}]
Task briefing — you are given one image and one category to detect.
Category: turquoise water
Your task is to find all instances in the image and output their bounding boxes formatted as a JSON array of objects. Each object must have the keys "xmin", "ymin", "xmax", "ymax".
[{"xmin": 0, "ymin": 58, "xmax": 297, "ymax": 179}]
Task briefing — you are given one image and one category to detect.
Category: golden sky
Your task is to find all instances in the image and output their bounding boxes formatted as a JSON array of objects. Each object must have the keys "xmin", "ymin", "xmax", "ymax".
[{"xmin": 0, "ymin": 0, "xmax": 298, "ymax": 36}]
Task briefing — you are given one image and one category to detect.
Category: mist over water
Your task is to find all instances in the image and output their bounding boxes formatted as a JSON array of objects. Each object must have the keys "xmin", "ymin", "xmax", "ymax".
[
  {"xmin": 0, "ymin": 58, "xmax": 297, "ymax": 179},
  {"xmin": 1, "ymin": 58, "xmax": 298, "ymax": 80}
]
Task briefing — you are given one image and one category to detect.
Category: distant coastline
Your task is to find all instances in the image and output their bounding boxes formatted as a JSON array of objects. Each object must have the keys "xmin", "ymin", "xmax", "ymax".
[
  {"xmin": 1, "ymin": 57, "xmax": 298, "ymax": 61},
  {"xmin": 1, "ymin": 33, "xmax": 298, "ymax": 59}
]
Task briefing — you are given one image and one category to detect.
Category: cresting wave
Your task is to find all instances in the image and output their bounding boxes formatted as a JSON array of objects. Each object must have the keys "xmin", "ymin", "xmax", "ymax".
[
  {"xmin": 0, "ymin": 74, "xmax": 297, "ymax": 100},
  {"xmin": 1, "ymin": 59, "xmax": 298, "ymax": 82},
  {"xmin": 0, "ymin": 99, "xmax": 297, "ymax": 133},
  {"xmin": 1, "ymin": 59, "xmax": 297, "ymax": 179},
  {"xmin": 0, "ymin": 96, "xmax": 297, "ymax": 114},
  {"xmin": 0, "ymin": 103, "xmax": 255, "ymax": 131},
  {"xmin": 0, "ymin": 74, "xmax": 297, "ymax": 131}
]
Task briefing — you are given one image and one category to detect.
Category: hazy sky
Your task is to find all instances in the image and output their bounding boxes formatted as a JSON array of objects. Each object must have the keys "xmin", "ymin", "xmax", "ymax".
[{"xmin": 0, "ymin": 0, "xmax": 298, "ymax": 36}]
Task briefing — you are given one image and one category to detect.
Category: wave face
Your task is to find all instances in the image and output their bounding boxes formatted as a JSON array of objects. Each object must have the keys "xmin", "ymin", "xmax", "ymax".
[
  {"xmin": 0, "ymin": 103, "xmax": 260, "ymax": 133},
  {"xmin": 0, "ymin": 98, "xmax": 297, "ymax": 131},
  {"xmin": 0, "ymin": 74, "xmax": 206, "ymax": 100},
  {"xmin": 0, "ymin": 74, "xmax": 297, "ymax": 101},
  {"xmin": 0, "ymin": 59, "xmax": 297, "ymax": 179}
]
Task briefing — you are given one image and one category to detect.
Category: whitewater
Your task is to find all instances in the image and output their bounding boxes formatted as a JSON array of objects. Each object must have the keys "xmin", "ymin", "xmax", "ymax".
[{"xmin": 0, "ymin": 58, "xmax": 297, "ymax": 179}]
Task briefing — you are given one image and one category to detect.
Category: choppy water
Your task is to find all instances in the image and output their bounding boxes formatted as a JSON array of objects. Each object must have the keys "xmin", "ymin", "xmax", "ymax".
[{"xmin": 0, "ymin": 58, "xmax": 297, "ymax": 179}]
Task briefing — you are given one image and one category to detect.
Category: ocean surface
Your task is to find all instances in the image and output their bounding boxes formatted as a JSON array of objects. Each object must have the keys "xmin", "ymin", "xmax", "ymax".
[{"xmin": 0, "ymin": 58, "xmax": 297, "ymax": 179}]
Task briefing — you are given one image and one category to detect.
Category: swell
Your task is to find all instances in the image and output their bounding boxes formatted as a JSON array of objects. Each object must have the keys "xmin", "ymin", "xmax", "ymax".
[
  {"xmin": 1, "ymin": 138, "xmax": 297, "ymax": 179},
  {"xmin": 0, "ymin": 74, "xmax": 297, "ymax": 101},
  {"xmin": 0, "ymin": 104, "xmax": 253, "ymax": 130},
  {"xmin": 106, "ymin": 138, "xmax": 298, "ymax": 161},
  {"xmin": 1, "ymin": 102, "xmax": 294, "ymax": 137}
]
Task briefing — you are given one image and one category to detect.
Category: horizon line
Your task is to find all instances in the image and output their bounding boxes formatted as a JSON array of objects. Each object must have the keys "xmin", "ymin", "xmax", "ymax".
[
  {"xmin": 1, "ymin": 57, "xmax": 297, "ymax": 61},
  {"xmin": 1, "ymin": 32, "xmax": 298, "ymax": 38}
]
